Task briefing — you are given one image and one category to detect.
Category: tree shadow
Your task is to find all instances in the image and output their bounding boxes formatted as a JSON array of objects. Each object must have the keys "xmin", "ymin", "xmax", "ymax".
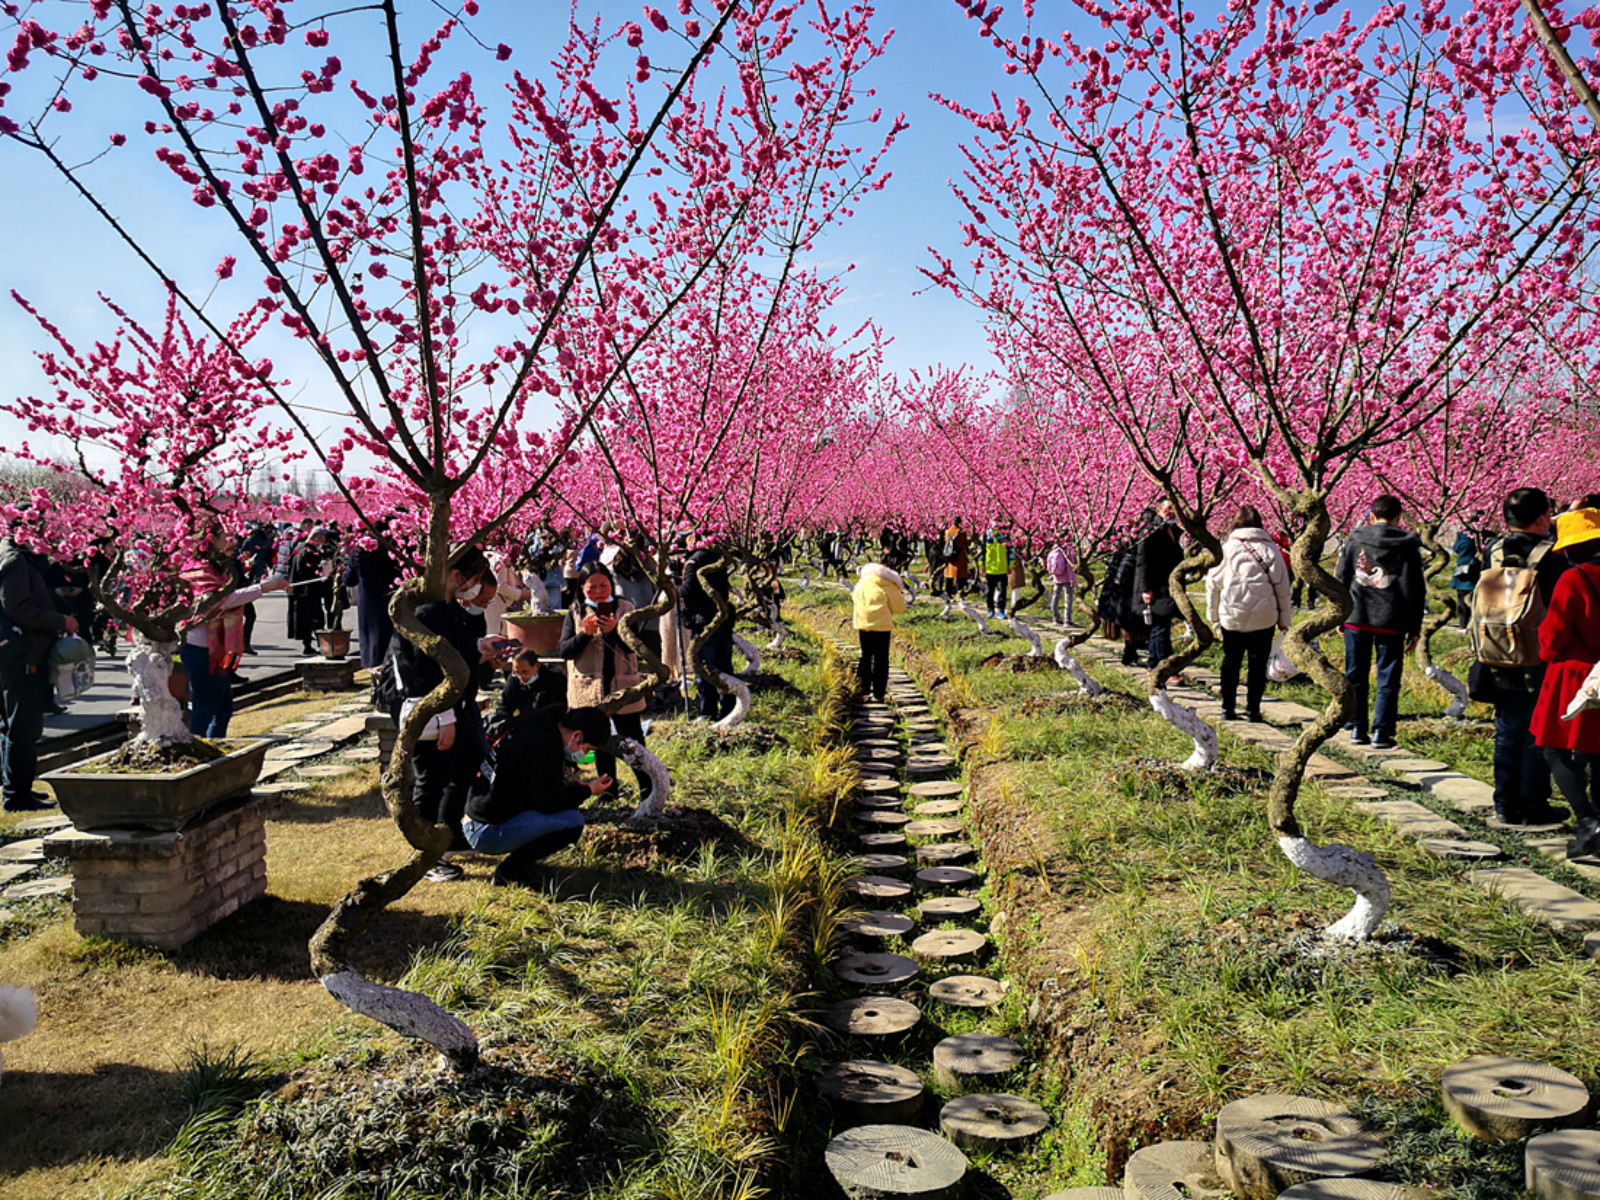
[{"xmin": 0, "ymin": 1063, "xmax": 187, "ymax": 1176}]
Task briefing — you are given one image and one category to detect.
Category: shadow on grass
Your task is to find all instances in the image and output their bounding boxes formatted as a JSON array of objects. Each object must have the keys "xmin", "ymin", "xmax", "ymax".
[{"xmin": 0, "ymin": 1063, "xmax": 187, "ymax": 1176}]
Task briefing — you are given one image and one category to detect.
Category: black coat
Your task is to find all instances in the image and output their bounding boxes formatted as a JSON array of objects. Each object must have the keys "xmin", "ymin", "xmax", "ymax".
[
  {"xmin": 680, "ymin": 547, "xmax": 729, "ymax": 633},
  {"xmin": 1134, "ymin": 521, "xmax": 1184, "ymax": 620},
  {"xmin": 465, "ymin": 709, "xmax": 589, "ymax": 824},
  {"xmin": 494, "ymin": 670, "xmax": 568, "ymax": 724},
  {"xmin": 343, "ymin": 546, "xmax": 398, "ymax": 668},
  {"xmin": 394, "ymin": 600, "xmax": 482, "ymax": 725},
  {"xmin": 288, "ymin": 543, "xmax": 332, "ymax": 641},
  {"xmin": 1334, "ymin": 523, "xmax": 1427, "ymax": 636},
  {"xmin": 0, "ymin": 541, "xmax": 69, "ymax": 667}
]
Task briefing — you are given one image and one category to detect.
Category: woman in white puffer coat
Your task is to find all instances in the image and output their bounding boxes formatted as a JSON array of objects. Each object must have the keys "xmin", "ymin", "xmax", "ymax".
[{"xmin": 1206, "ymin": 505, "xmax": 1293, "ymax": 723}]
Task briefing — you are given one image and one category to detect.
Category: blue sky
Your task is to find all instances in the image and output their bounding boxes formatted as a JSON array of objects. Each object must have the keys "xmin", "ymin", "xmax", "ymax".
[{"xmin": 0, "ymin": 0, "xmax": 1117, "ymax": 464}]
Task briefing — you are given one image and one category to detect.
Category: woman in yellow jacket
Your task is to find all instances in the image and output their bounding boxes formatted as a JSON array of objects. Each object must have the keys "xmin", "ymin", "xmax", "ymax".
[{"xmin": 853, "ymin": 562, "xmax": 907, "ymax": 701}]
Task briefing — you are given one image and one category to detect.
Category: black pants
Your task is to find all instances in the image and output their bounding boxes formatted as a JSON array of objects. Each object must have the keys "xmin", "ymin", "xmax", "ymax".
[
  {"xmin": 985, "ymin": 574, "xmax": 1007, "ymax": 612},
  {"xmin": 858, "ymin": 630, "xmax": 890, "ymax": 700},
  {"xmin": 0, "ymin": 664, "xmax": 47, "ymax": 808},
  {"xmin": 412, "ymin": 707, "xmax": 487, "ymax": 842},
  {"xmin": 597, "ymin": 711, "xmax": 651, "ymax": 802},
  {"xmin": 1546, "ymin": 749, "xmax": 1599, "ymax": 825},
  {"xmin": 1219, "ymin": 626, "xmax": 1274, "ymax": 716},
  {"xmin": 242, "ymin": 600, "xmax": 257, "ymax": 651},
  {"xmin": 696, "ymin": 624, "xmax": 737, "ymax": 718}
]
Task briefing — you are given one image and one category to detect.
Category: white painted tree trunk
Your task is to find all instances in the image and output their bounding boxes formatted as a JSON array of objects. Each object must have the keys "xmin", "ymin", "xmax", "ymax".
[
  {"xmin": 321, "ymin": 971, "xmax": 478, "ymax": 1070},
  {"xmin": 1149, "ymin": 691, "xmax": 1218, "ymax": 771},
  {"xmin": 957, "ymin": 599, "xmax": 991, "ymax": 635},
  {"xmin": 800, "ymin": 571, "xmax": 812, "ymax": 590},
  {"xmin": 616, "ymin": 737, "xmax": 673, "ymax": 820},
  {"xmin": 128, "ymin": 633, "xmax": 190, "ymax": 747},
  {"xmin": 1008, "ymin": 615, "xmax": 1043, "ymax": 657},
  {"xmin": 526, "ymin": 586, "xmax": 551, "ymax": 616},
  {"xmin": 732, "ymin": 632, "xmax": 761, "ymax": 675},
  {"xmin": 1053, "ymin": 638, "xmax": 1103, "ymax": 696},
  {"xmin": 1425, "ymin": 664, "xmax": 1469, "ymax": 719},
  {"xmin": 765, "ymin": 622, "xmax": 788, "ymax": 651},
  {"xmin": 713, "ymin": 671, "xmax": 752, "ymax": 731},
  {"xmin": 938, "ymin": 597, "xmax": 953, "ymax": 620},
  {"xmin": 1276, "ymin": 835, "xmax": 1391, "ymax": 941}
]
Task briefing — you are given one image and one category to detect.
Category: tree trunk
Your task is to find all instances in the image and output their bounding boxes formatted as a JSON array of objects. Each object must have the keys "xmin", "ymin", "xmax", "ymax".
[
  {"xmin": 732, "ymin": 632, "xmax": 762, "ymax": 675},
  {"xmin": 956, "ymin": 597, "xmax": 992, "ymax": 635},
  {"xmin": 687, "ymin": 557, "xmax": 751, "ymax": 730},
  {"xmin": 1006, "ymin": 567, "xmax": 1047, "ymax": 656},
  {"xmin": 1146, "ymin": 535, "xmax": 1222, "ymax": 772},
  {"xmin": 126, "ymin": 633, "xmax": 189, "ymax": 747},
  {"xmin": 1415, "ymin": 523, "xmax": 1468, "ymax": 719},
  {"xmin": 1053, "ymin": 636, "xmax": 1103, "ymax": 696},
  {"xmin": 600, "ymin": 543, "xmax": 677, "ymax": 819}
]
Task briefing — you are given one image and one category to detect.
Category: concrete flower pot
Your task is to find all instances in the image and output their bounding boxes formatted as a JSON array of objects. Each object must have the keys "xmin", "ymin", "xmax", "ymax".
[
  {"xmin": 503, "ymin": 612, "xmax": 565, "ymax": 655},
  {"xmin": 316, "ymin": 628, "xmax": 352, "ymax": 660},
  {"xmin": 42, "ymin": 739, "xmax": 274, "ymax": 832}
]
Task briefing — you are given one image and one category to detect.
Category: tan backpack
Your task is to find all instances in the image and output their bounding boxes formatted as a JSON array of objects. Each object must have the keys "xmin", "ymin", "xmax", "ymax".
[{"xmin": 1468, "ymin": 540, "xmax": 1551, "ymax": 669}]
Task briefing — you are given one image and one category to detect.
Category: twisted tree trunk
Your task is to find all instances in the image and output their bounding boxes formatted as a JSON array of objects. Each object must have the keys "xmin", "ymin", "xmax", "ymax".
[
  {"xmin": 687, "ymin": 557, "xmax": 751, "ymax": 730},
  {"xmin": 1006, "ymin": 566, "xmax": 1047, "ymax": 656},
  {"xmin": 1146, "ymin": 537, "xmax": 1221, "ymax": 772},
  {"xmin": 1415, "ymin": 523, "xmax": 1469, "ymax": 719},
  {"xmin": 601, "ymin": 544, "xmax": 678, "ymax": 820}
]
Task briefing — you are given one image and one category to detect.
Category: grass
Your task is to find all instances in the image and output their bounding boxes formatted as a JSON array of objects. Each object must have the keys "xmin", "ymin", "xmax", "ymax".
[{"xmin": 789, "ymin": 582, "xmax": 1600, "ymax": 1198}]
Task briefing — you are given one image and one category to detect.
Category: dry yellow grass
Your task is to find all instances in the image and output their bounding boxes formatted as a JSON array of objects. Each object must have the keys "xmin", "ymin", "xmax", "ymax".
[{"xmin": 0, "ymin": 750, "xmax": 483, "ymax": 1199}]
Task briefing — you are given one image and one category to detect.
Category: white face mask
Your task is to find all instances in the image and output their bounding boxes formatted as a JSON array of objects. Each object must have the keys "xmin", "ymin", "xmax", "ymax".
[{"xmin": 456, "ymin": 580, "xmax": 483, "ymax": 603}]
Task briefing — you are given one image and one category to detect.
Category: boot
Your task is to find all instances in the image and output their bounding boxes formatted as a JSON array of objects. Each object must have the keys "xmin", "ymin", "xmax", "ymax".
[
  {"xmin": 493, "ymin": 824, "xmax": 585, "ymax": 887},
  {"xmin": 1566, "ymin": 819, "xmax": 1600, "ymax": 861},
  {"xmin": 1493, "ymin": 799, "xmax": 1523, "ymax": 827}
]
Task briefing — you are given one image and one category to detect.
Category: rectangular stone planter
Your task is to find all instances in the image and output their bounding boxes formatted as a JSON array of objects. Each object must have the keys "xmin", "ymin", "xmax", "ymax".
[
  {"xmin": 295, "ymin": 655, "xmax": 360, "ymax": 693},
  {"xmin": 42, "ymin": 739, "xmax": 273, "ymax": 833}
]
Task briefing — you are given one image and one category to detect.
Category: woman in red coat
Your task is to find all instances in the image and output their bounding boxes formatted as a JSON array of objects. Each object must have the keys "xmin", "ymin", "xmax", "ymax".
[{"xmin": 1532, "ymin": 509, "xmax": 1600, "ymax": 858}]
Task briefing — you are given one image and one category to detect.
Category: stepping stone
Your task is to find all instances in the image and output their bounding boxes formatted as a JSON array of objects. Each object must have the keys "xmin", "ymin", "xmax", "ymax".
[
  {"xmin": 1428, "ymin": 776, "xmax": 1497, "ymax": 813},
  {"xmin": 12, "ymin": 814, "xmax": 71, "ymax": 833},
  {"xmin": 251, "ymin": 781, "xmax": 310, "ymax": 796},
  {"xmin": 851, "ymin": 854, "xmax": 909, "ymax": 877},
  {"xmin": 841, "ymin": 910, "xmax": 915, "ymax": 940},
  {"xmin": 1353, "ymin": 800, "xmax": 1468, "ymax": 840},
  {"xmin": 917, "ymin": 843, "xmax": 975, "ymax": 867},
  {"xmin": 857, "ymin": 739, "xmax": 902, "ymax": 751},
  {"xmin": 905, "ymin": 820, "xmax": 966, "ymax": 840},
  {"xmin": 3, "ymin": 876, "xmax": 71, "ymax": 900},
  {"xmin": 342, "ymin": 747, "xmax": 382, "ymax": 762},
  {"xmin": 816, "ymin": 1061, "xmax": 926, "ymax": 1126},
  {"xmin": 1420, "ymin": 838, "xmax": 1503, "ymax": 861},
  {"xmin": 272, "ymin": 721, "xmax": 324, "ymax": 733},
  {"xmin": 918, "ymin": 896, "xmax": 982, "ymax": 923},
  {"xmin": 1381, "ymin": 758, "xmax": 1449, "ymax": 774},
  {"xmin": 933, "ymin": 1033, "xmax": 1024, "ymax": 1093},
  {"xmin": 271, "ymin": 741, "xmax": 335, "ymax": 761},
  {"xmin": 1214, "ymin": 1093, "xmax": 1385, "ymax": 1199},
  {"xmin": 825, "ymin": 1125, "xmax": 967, "ymax": 1200},
  {"xmin": 1305, "ymin": 757, "xmax": 1360, "ymax": 782},
  {"xmin": 1124, "ymin": 1141, "xmax": 1227, "ymax": 1200},
  {"xmin": 859, "ymin": 779, "xmax": 902, "ymax": 795},
  {"xmin": 845, "ymin": 875, "xmax": 913, "ymax": 903},
  {"xmin": 909, "ymin": 781, "xmax": 964, "ymax": 799},
  {"xmin": 0, "ymin": 864, "xmax": 35, "ymax": 886},
  {"xmin": 0, "ymin": 840, "xmax": 45, "ymax": 863},
  {"xmin": 929, "ymin": 974, "xmax": 1005, "ymax": 1009},
  {"xmin": 1276, "ymin": 1184, "xmax": 1427, "ymax": 1200},
  {"xmin": 910, "ymin": 929, "xmax": 986, "ymax": 964},
  {"xmin": 856, "ymin": 795, "xmax": 905, "ymax": 811},
  {"xmin": 823, "ymin": 996, "xmax": 922, "ymax": 1037},
  {"xmin": 918, "ymin": 867, "xmax": 979, "ymax": 891},
  {"xmin": 940, "ymin": 1093, "xmax": 1048, "ymax": 1153},
  {"xmin": 1045, "ymin": 1191, "xmax": 1125, "ymax": 1200},
  {"xmin": 908, "ymin": 756, "xmax": 957, "ymax": 773},
  {"xmin": 1489, "ymin": 816, "xmax": 1568, "ymax": 835},
  {"xmin": 1324, "ymin": 786, "xmax": 1390, "ymax": 800},
  {"xmin": 299, "ymin": 765, "xmax": 354, "ymax": 779},
  {"xmin": 832, "ymin": 953, "xmax": 919, "ymax": 989},
  {"xmin": 1471, "ymin": 868, "xmax": 1600, "ymax": 933},
  {"xmin": 857, "ymin": 748, "xmax": 903, "ymax": 763},
  {"xmin": 914, "ymin": 800, "xmax": 964, "ymax": 817},
  {"xmin": 856, "ymin": 812, "xmax": 910, "ymax": 829},
  {"xmin": 1526, "ymin": 1129, "xmax": 1600, "ymax": 1200},
  {"xmin": 1441, "ymin": 1056, "xmax": 1589, "ymax": 1143},
  {"xmin": 913, "ymin": 742, "xmax": 953, "ymax": 756},
  {"xmin": 858, "ymin": 832, "xmax": 908, "ymax": 851},
  {"xmin": 858, "ymin": 765, "xmax": 899, "ymax": 779}
]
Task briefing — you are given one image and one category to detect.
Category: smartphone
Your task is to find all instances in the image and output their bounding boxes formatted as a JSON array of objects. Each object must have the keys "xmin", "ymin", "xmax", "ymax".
[{"xmin": 596, "ymin": 600, "xmax": 618, "ymax": 618}]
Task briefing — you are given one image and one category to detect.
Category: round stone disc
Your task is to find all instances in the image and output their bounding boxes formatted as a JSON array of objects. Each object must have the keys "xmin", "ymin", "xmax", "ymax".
[
  {"xmin": 1525, "ymin": 1130, "xmax": 1600, "ymax": 1200},
  {"xmin": 932, "ymin": 1033, "xmax": 1025, "ymax": 1093},
  {"xmin": 913, "ymin": 742, "xmax": 954, "ymax": 756},
  {"xmin": 1045, "ymin": 1191, "xmax": 1124, "ymax": 1200},
  {"xmin": 917, "ymin": 843, "xmax": 975, "ymax": 867},
  {"xmin": 832, "ymin": 952, "xmax": 919, "ymax": 988},
  {"xmin": 851, "ymin": 854, "xmax": 910, "ymax": 877},
  {"xmin": 1419, "ymin": 838, "xmax": 1503, "ymax": 861},
  {"xmin": 909, "ymin": 781, "xmax": 964, "ymax": 799},
  {"xmin": 857, "ymin": 738, "xmax": 902, "ymax": 750},
  {"xmin": 825, "ymin": 1125, "xmax": 967, "ymax": 1199},
  {"xmin": 12, "ymin": 815, "xmax": 71, "ymax": 833},
  {"xmin": 858, "ymin": 832, "xmax": 908, "ymax": 851},
  {"xmin": 929, "ymin": 975, "xmax": 1005, "ymax": 1009},
  {"xmin": 914, "ymin": 800, "xmax": 964, "ymax": 817},
  {"xmin": 1380, "ymin": 758, "xmax": 1449, "ymax": 773},
  {"xmin": 939, "ymin": 1093, "xmax": 1049, "ymax": 1152},
  {"xmin": 845, "ymin": 875, "xmax": 913, "ymax": 902},
  {"xmin": 1324, "ymin": 786, "xmax": 1390, "ymax": 800},
  {"xmin": 911, "ymin": 929, "xmax": 987, "ymax": 964},
  {"xmin": 823, "ymin": 996, "xmax": 922, "ymax": 1037},
  {"xmin": 905, "ymin": 819, "xmax": 966, "ymax": 839},
  {"xmin": 918, "ymin": 867, "xmax": 979, "ymax": 891},
  {"xmin": 1276, "ymin": 1183, "xmax": 1430, "ymax": 1200},
  {"xmin": 918, "ymin": 896, "xmax": 982, "ymax": 923},
  {"xmin": 342, "ymin": 747, "xmax": 382, "ymax": 761},
  {"xmin": 1487, "ymin": 816, "xmax": 1568, "ymax": 835},
  {"xmin": 856, "ymin": 811, "xmax": 911, "ymax": 828},
  {"xmin": 859, "ymin": 779, "xmax": 903, "ymax": 795},
  {"xmin": 299, "ymin": 765, "xmax": 353, "ymax": 778},
  {"xmin": 856, "ymin": 795, "xmax": 906, "ymax": 811},
  {"xmin": 1214, "ymin": 1094, "xmax": 1385, "ymax": 1198},
  {"xmin": 908, "ymin": 758, "xmax": 957, "ymax": 777},
  {"xmin": 858, "ymin": 765, "xmax": 899, "ymax": 779},
  {"xmin": 1124, "ymin": 1141, "xmax": 1226, "ymax": 1200},
  {"xmin": 841, "ymin": 910, "xmax": 915, "ymax": 939},
  {"xmin": 858, "ymin": 748, "xmax": 903, "ymax": 763},
  {"xmin": 816, "ymin": 1060, "xmax": 925, "ymax": 1126},
  {"xmin": 3, "ymin": 877, "xmax": 71, "ymax": 900},
  {"xmin": 1441, "ymin": 1056, "xmax": 1590, "ymax": 1142}
]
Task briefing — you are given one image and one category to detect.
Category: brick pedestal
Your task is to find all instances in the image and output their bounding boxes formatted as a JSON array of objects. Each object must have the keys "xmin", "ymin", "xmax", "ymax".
[
  {"xmin": 294, "ymin": 655, "xmax": 360, "ymax": 692},
  {"xmin": 365, "ymin": 713, "xmax": 397, "ymax": 763},
  {"xmin": 43, "ymin": 792, "xmax": 268, "ymax": 948}
]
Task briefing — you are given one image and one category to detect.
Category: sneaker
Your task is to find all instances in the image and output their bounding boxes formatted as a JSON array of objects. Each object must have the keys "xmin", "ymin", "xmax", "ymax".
[
  {"xmin": 423, "ymin": 859, "xmax": 464, "ymax": 883},
  {"xmin": 1349, "ymin": 730, "xmax": 1370, "ymax": 746},
  {"xmin": 1370, "ymin": 738, "xmax": 1397, "ymax": 751},
  {"xmin": 2, "ymin": 791, "xmax": 56, "ymax": 813}
]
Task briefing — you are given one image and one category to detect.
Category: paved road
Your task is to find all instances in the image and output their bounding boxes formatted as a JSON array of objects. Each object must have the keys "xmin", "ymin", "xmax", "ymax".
[{"xmin": 42, "ymin": 593, "xmax": 329, "ymax": 742}]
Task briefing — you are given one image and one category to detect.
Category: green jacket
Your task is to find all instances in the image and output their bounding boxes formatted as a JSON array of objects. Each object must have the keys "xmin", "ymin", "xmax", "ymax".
[{"xmin": 982, "ymin": 539, "xmax": 1011, "ymax": 576}]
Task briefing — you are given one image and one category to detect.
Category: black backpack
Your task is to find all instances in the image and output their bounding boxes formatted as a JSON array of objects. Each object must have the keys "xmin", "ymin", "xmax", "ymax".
[{"xmin": 370, "ymin": 640, "xmax": 403, "ymax": 721}]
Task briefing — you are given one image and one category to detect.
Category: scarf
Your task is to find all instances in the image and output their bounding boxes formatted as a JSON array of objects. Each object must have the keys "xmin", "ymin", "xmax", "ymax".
[{"xmin": 181, "ymin": 560, "xmax": 245, "ymax": 675}]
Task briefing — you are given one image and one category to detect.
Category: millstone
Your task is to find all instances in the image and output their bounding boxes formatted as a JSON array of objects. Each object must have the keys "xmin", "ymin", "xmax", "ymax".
[
  {"xmin": 910, "ymin": 929, "xmax": 987, "ymax": 964},
  {"xmin": 1044, "ymin": 1191, "xmax": 1124, "ymax": 1200},
  {"xmin": 1488, "ymin": 816, "xmax": 1569, "ymax": 835},
  {"xmin": 858, "ymin": 748, "xmax": 904, "ymax": 763},
  {"xmin": 908, "ymin": 782, "xmax": 963, "ymax": 799},
  {"xmin": 858, "ymin": 765, "xmax": 900, "ymax": 780},
  {"xmin": 918, "ymin": 896, "xmax": 982, "ymax": 923},
  {"xmin": 859, "ymin": 779, "xmax": 903, "ymax": 795},
  {"xmin": 857, "ymin": 795, "xmax": 906, "ymax": 811},
  {"xmin": 2, "ymin": 876, "xmax": 71, "ymax": 900},
  {"xmin": 299, "ymin": 765, "xmax": 354, "ymax": 778},
  {"xmin": 859, "ymin": 832, "xmax": 908, "ymax": 851},
  {"xmin": 273, "ymin": 741, "xmax": 335, "ymax": 761},
  {"xmin": 917, "ymin": 867, "xmax": 979, "ymax": 891},
  {"xmin": 823, "ymin": 996, "xmax": 922, "ymax": 1037},
  {"xmin": 857, "ymin": 738, "xmax": 902, "ymax": 750},
  {"xmin": 817, "ymin": 1061, "xmax": 926, "ymax": 1126},
  {"xmin": 932, "ymin": 1033, "xmax": 1025, "ymax": 1093},
  {"xmin": 1324, "ymin": 786, "xmax": 1390, "ymax": 800},
  {"xmin": 12, "ymin": 815, "xmax": 71, "ymax": 833},
  {"xmin": 841, "ymin": 910, "xmax": 915, "ymax": 940},
  {"xmin": 1213, "ymin": 1093, "xmax": 1386, "ymax": 1200},
  {"xmin": 1419, "ymin": 837, "xmax": 1504, "ymax": 861},
  {"xmin": 905, "ymin": 819, "xmax": 966, "ymax": 839},
  {"xmin": 853, "ymin": 725, "xmax": 897, "ymax": 738},
  {"xmin": 1123, "ymin": 1140, "xmax": 1227, "ymax": 1200},
  {"xmin": 912, "ymin": 742, "xmax": 953, "ymax": 756},
  {"xmin": 939, "ymin": 1093, "xmax": 1048, "ymax": 1153},
  {"xmin": 1275, "ymin": 1183, "xmax": 1430, "ymax": 1200},
  {"xmin": 342, "ymin": 747, "xmax": 382, "ymax": 761},
  {"xmin": 845, "ymin": 875, "xmax": 913, "ymax": 902},
  {"xmin": 1526, "ymin": 1129, "xmax": 1600, "ymax": 1200},
  {"xmin": 273, "ymin": 721, "xmax": 323, "ymax": 733},
  {"xmin": 825, "ymin": 1124, "xmax": 967, "ymax": 1200},
  {"xmin": 856, "ymin": 811, "xmax": 911, "ymax": 829},
  {"xmin": 908, "ymin": 758, "xmax": 957, "ymax": 777},
  {"xmin": 252, "ymin": 781, "xmax": 309, "ymax": 796},
  {"xmin": 916, "ymin": 842, "xmax": 975, "ymax": 867},
  {"xmin": 833, "ymin": 952, "xmax": 919, "ymax": 988},
  {"xmin": 929, "ymin": 975, "xmax": 1005, "ymax": 1009},
  {"xmin": 1441, "ymin": 1056, "xmax": 1590, "ymax": 1142},
  {"xmin": 1380, "ymin": 758, "xmax": 1449, "ymax": 773},
  {"xmin": 851, "ymin": 854, "xmax": 910, "ymax": 877},
  {"xmin": 914, "ymin": 800, "xmax": 964, "ymax": 817}
]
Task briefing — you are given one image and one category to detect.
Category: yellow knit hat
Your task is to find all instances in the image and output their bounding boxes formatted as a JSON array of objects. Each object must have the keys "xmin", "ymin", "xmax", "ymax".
[{"xmin": 1554, "ymin": 508, "xmax": 1600, "ymax": 553}]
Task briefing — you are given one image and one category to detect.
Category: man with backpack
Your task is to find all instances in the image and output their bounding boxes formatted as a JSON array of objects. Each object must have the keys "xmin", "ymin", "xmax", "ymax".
[
  {"xmin": 1335, "ymin": 494, "xmax": 1427, "ymax": 750},
  {"xmin": 942, "ymin": 518, "xmax": 969, "ymax": 600},
  {"xmin": 1470, "ymin": 487, "xmax": 1569, "ymax": 826}
]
